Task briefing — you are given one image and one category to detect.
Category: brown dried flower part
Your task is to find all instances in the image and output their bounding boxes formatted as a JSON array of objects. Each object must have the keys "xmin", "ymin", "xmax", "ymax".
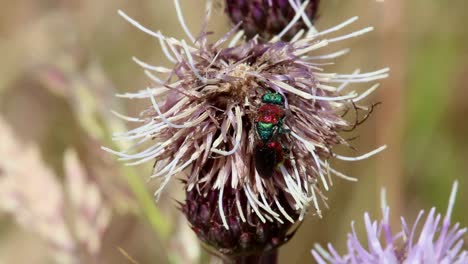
[
  {"xmin": 105, "ymin": 0, "xmax": 388, "ymax": 257},
  {"xmin": 225, "ymin": 0, "xmax": 320, "ymax": 41}
]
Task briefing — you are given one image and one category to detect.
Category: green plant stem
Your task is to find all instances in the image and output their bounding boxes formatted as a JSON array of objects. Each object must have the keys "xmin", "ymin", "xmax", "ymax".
[
  {"xmin": 103, "ymin": 130, "xmax": 172, "ymax": 240},
  {"xmin": 119, "ymin": 163, "xmax": 171, "ymax": 239}
]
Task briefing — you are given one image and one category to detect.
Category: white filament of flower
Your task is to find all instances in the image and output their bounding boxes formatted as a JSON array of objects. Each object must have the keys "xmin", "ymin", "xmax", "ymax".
[
  {"xmin": 110, "ymin": 110, "xmax": 143, "ymax": 123},
  {"xmin": 290, "ymin": 29, "xmax": 305, "ymax": 42},
  {"xmin": 148, "ymin": 90, "xmax": 209, "ymax": 129},
  {"xmin": 313, "ymin": 16, "xmax": 359, "ymax": 38},
  {"xmin": 144, "ymin": 71, "xmax": 165, "ymax": 85},
  {"xmin": 173, "ymin": 0, "xmax": 195, "ymax": 43},
  {"xmin": 315, "ymin": 68, "xmax": 390, "ymax": 84},
  {"xmin": 230, "ymin": 156, "xmax": 239, "ymax": 189},
  {"xmin": 181, "ymin": 40, "xmax": 206, "ymax": 82},
  {"xmin": 214, "ymin": 22, "xmax": 243, "ymax": 49},
  {"xmin": 274, "ymin": 196, "xmax": 295, "ymax": 224},
  {"xmin": 328, "ymin": 26, "xmax": 374, "ymax": 43},
  {"xmin": 281, "ymin": 166, "xmax": 303, "ymax": 208},
  {"xmin": 303, "ymin": 48, "xmax": 351, "ymax": 61},
  {"xmin": 289, "ymin": 131, "xmax": 329, "ymax": 191},
  {"xmin": 320, "ymin": 161, "xmax": 358, "ymax": 182},
  {"xmin": 166, "ymin": 39, "xmax": 183, "ymax": 62},
  {"xmin": 218, "ymin": 176, "xmax": 228, "ymax": 229},
  {"xmin": 279, "ymin": 165, "xmax": 315, "ymax": 219},
  {"xmin": 316, "ymin": 84, "xmax": 338, "ymax": 92},
  {"xmin": 157, "ymin": 30, "xmax": 176, "ymax": 63},
  {"xmin": 291, "ymin": 161, "xmax": 303, "ymax": 195},
  {"xmin": 211, "ymin": 106, "xmax": 242, "ymax": 156},
  {"xmin": 287, "ymin": 0, "xmax": 314, "ymax": 32},
  {"xmin": 337, "ymin": 69, "xmax": 361, "ymax": 92},
  {"xmin": 334, "ymin": 145, "xmax": 387, "ymax": 161},
  {"xmin": 246, "ymin": 185, "xmax": 282, "ymax": 222},
  {"xmin": 271, "ymin": 80, "xmax": 358, "ymax": 101},
  {"xmin": 294, "ymin": 40, "xmax": 329, "ymax": 56},
  {"xmin": 270, "ymin": 0, "xmax": 310, "ymax": 42},
  {"xmin": 309, "ymin": 182, "xmax": 321, "ymax": 217},
  {"xmin": 259, "ymin": 189, "xmax": 284, "ymax": 224},
  {"xmin": 118, "ymin": 10, "xmax": 166, "ymax": 42},
  {"xmin": 244, "ymin": 188, "xmax": 267, "ymax": 224},
  {"xmin": 228, "ymin": 30, "xmax": 245, "ymax": 48},
  {"xmin": 236, "ymin": 194, "xmax": 246, "ymax": 223},
  {"xmin": 132, "ymin": 57, "xmax": 172, "ymax": 73},
  {"xmin": 295, "ymin": 155, "xmax": 321, "ymax": 214},
  {"xmin": 352, "ymin": 83, "xmax": 380, "ymax": 102}
]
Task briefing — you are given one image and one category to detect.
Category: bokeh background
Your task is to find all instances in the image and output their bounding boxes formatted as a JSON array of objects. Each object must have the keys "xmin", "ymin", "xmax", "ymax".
[{"xmin": 0, "ymin": 0, "xmax": 466, "ymax": 263}]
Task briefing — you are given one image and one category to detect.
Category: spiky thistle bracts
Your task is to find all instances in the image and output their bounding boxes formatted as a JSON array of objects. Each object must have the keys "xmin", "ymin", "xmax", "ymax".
[
  {"xmin": 105, "ymin": 1, "xmax": 388, "ymax": 236},
  {"xmin": 182, "ymin": 184, "xmax": 299, "ymax": 256}
]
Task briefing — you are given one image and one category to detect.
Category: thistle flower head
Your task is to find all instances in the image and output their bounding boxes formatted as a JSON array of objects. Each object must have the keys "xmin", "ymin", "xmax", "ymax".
[
  {"xmin": 105, "ymin": 0, "xmax": 388, "ymax": 257},
  {"xmin": 225, "ymin": 0, "xmax": 320, "ymax": 41},
  {"xmin": 312, "ymin": 181, "xmax": 468, "ymax": 264}
]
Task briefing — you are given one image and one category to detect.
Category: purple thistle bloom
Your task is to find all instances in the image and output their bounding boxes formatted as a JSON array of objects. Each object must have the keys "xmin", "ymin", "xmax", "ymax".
[
  {"xmin": 312, "ymin": 181, "xmax": 467, "ymax": 264},
  {"xmin": 104, "ymin": 0, "xmax": 388, "ymax": 258}
]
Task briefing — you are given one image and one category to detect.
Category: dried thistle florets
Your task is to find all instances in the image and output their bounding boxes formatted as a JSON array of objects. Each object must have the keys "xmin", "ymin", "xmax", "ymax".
[
  {"xmin": 225, "ymin": 0, "xmax": 320, "ymax": 41},
  {"xmin": 105, "ymin": 0, "xmax": 388, "ymax": 256}
]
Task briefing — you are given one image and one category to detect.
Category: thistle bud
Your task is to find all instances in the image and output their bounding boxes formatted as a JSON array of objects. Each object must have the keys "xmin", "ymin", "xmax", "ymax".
[
  {"xmin": 182, "ymin": 183, "xmax": 298, "ymax": 258},
  {"xmin": 225, "ymin": 0, "xmax": 320, "ymax": 41}
]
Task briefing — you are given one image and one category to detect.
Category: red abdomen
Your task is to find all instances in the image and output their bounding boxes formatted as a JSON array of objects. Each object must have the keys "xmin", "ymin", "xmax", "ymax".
[{"xmin": 254, "ymin": 140, "xmax": 284, "ymax": 178}]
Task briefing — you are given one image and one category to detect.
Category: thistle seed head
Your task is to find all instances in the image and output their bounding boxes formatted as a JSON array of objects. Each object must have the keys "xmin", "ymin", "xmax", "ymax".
[
  {"xmin": 105, "ymin": 0, "xmax": 388, "ymax": 257},
  {"xmin": 225, "ymin": 0, "xmax": 320, "ymax": 41}
]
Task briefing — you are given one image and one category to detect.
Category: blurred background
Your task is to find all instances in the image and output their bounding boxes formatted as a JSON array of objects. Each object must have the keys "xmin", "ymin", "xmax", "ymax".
[{"xmin": 0, "ymin": 0, "xmax": 466, "ymax": 263}]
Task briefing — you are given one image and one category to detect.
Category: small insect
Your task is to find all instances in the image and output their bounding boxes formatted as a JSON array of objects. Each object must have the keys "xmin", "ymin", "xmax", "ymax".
[
  {"xmin": 255, "ymin": 92, "xmax": 286, "ymax": 142},
  {"xmin": 254, "ymin": 92, "xmax": 289, "ymax": 178}
]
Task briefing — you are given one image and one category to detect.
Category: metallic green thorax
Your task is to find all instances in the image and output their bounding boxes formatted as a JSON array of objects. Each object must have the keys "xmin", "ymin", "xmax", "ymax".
[
  {"xmin": 257, "ymin": 122, "xmax": 275, "ymax": 141},
  {"xmin": 262, "ymin": 92, "xmax": 284, "ymax": 105}
]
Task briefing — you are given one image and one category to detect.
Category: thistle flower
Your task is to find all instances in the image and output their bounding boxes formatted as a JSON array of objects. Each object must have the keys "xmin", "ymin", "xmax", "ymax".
[
  {"xmin": 312, "ymin": 181, "xmax": 467, "ymax": 264},
  {"xmin": 225, "ymin": 0, "xmax": 320, "ymax": 41},
  {"xmin": 104, "ymin": 0, "xmax": 388, "ymax": 258}
]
